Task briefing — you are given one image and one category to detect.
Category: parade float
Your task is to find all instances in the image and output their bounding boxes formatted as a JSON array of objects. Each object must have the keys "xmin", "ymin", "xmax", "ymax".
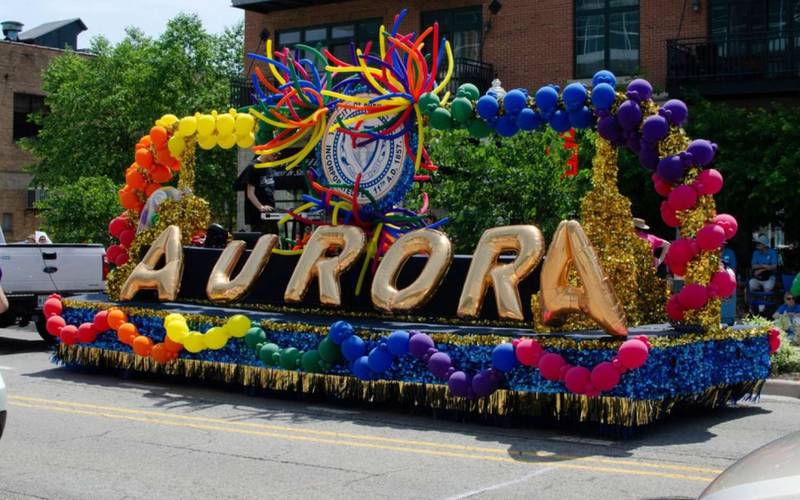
[{"xmin": 45, "ymin": 11, "xmax": 778, "ymax": 432}]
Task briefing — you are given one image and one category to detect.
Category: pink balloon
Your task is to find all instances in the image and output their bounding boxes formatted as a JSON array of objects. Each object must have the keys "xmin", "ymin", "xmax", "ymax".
[
  {"xmin": 668, "ymin": 185, "xmax": 698, "ymax": 211},
  {"xmin": 666, "ymin": 295, "xmax": 685, "ymax": 321},
  {"xmin": 711, "ymin": 269, "xmax": 736, "ymax": 298},
  {"xmin": 77, "ymin": 322, "xmax": 97, "ymax": 343},
  {"xmin": 590, "ymin": 361, "xmax": 620, "ymax": 391},
  {"xmin": 118, "ymin": 229, "xmax": 135, "ymax": 248},
  {"xmin": 712, "ymin": 214, "xmax": 738, "ymax": 240},
  {"xmin": 678, "ymin": 283, "xmax": 709, "ymax": 310},
  {"xmin": 515, "ymin": 339, "xmax": 543, "ymax": 367},
  {"xmin": 660, "ymin": 201, "xmax": 681, "ymax": 228},
  {"xmin": 43, "ymin": 298, "xmax": 62, "ymax": 318},
  {"xmin": 538, "ymin": 353, "xmax": 566, "ymax": 381},
  {"xmin": 618, "ymin": 339, "xmax": 649, "ymax": 369},
  {"xmin": 93, "ymin": 310, "xmax": 110, "ymax": 332},
  {"xmin": 694, "ymin": 168, "xmax": 723, "ymax": 195},
  {"xmin": 565, "ymin": 366, "xmax": 592, "ymax": 394},
  {"xmin": 46, "ymin": 315, "xmax": 66, "ymax": 336},
  {"xmin": 59, "ymin": 325, "xmax": 79, "ymax": 345},
  {"xmin": 667, "ymin": 238, "xmax": 698, "ymax": 266},
  {"xmin": 651, "ymin": 173, "xmax": 672, "ymax": 197},
  {"xmin": 696, "ymin": 224, "xmax": 726, "ymax": 252}
]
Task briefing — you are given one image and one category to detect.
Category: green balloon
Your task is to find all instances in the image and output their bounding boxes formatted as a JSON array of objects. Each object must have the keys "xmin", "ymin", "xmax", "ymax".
[
  {"xmin": 318, "ymin": 336, "xmax": 341, "ymax": 363},
  {"xmin": 791, "ymin": 272, "xmax": 800, "ymax": 297},
  {"xmin": 301, "ymin": 350, "xmax": 323, "ymax": 372},
  {"xmin": 258, "ymin": 343, "xmax": 280, "ymax": 366},
  {"xmin": 280, "ymin": 347, "xmax": 302, "ymax": 370},
  {"xmin": 450, "ymin": 97, "xmax": 474, "ymax": 123},
  {"xmin": 457, "ymin": 83, "xmax": 480, "ymax": 101},
  {"xmin": 244, "ymin": 327, "xmax": 267, "ymax": 351},
  {"xmin": 418, "ymin": 92, "xmax": 440, "ymax": 116},
  {"xmin": 467, "ymin": 118, "xmax": 491, "ymax": 138},
  {"xmin": 429, "ymin": 107, "xmax": 453, "ymax": 130}
]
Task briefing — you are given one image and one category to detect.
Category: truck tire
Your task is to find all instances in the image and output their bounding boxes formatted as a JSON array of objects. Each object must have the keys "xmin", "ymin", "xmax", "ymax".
[{"xmin": 35, "ymin": 316, "xmax": 57, "ymax": 344}]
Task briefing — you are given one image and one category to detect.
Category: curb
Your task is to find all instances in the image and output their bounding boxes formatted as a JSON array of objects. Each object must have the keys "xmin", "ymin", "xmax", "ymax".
[{"xmin": 762, "ymin": 379, "xmax": 800, "ymax": 399}]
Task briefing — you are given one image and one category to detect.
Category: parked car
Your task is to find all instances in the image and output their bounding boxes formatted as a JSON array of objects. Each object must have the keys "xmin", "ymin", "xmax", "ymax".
[
  {"xmin": 0, "ymin": 371, "xmax": 6, "ymax": 440},
  {"xmin": 699, "ymin": 430, "xmax": 800, "ymax": 499},
  {"xmin": 0, "ymin": 227, "xmax": 106, "ymax": 341}
]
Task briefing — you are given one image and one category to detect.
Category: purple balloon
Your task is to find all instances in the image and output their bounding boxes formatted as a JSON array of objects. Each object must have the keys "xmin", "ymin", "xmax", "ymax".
[
  {"xmin": 642, "ymin": 115, "xmax": 669, "ymax": 142},
  {"xmin": 626, "ymin": 133, "xmax": 641, "ymax": 153},
  {"xmin": 448, "ymin": 371, "xmax": 471, "ymax": 397},
  {"xmin": 639, "ymin": 147, "xmax": 660, "ymax": 170},
  {"xmin": 657, "ymin": 155, "xmax": 686, "ymax": 183},
  {"xmin": 471, "ymin": 369, "xmax": 496, "ymax": 397},
  {"xmin": 617, "ymin": 100, "xmax": 642, "ymax": 130},
  {"xmin": 408, "ymin": 333, "xmax": 435, "ymax": 359},
  {"xmin": 597, "ymin": 115, "xmax": 621, "ymax": 142},
  {"xmin": 662, "ymin": 99, "xmax": 688, "ymax": 126},
  {"xmin": 428, "ymin": 352, "xmax": 453, "ymax": 379},
  {"xmin": 626, "ymin": 78, "xmax": 653, "ymax": 101},
  {"xmin": 687, "ymin": 139, "xmax": 716, "ymax": 166}
]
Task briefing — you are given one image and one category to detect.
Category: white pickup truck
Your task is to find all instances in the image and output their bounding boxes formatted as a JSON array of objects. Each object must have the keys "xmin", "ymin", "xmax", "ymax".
[{"xmin": 0, "ymin": 228, "xmax": 106, "ymax": 341}]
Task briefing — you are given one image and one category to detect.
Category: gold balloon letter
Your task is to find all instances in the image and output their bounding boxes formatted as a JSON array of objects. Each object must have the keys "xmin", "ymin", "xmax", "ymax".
[
  {"xmin": 540, "ymin": 220, "xmax": 627, "ymax": 336},
  {"xmin": 119, "ymin": 225, "xmax": 184, "ymax": 301},
  {"xmin": 458, "ymin": 225, "xmax": 544, "ymax": 320},
  {"xmin": 206, "ymin": 234, "xmax": 278, "ymax": 302},
  {"xmin": 372, "ymin": 229, "xmax": 453, "ymax": 312},
  {"xmin": 284, "ymin": 225, "xmax": 365, "ymax": 306}
]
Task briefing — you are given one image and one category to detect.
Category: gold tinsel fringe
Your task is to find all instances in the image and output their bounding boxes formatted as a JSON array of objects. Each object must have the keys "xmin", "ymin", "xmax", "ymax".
[{"xmin": 55, "ymin": 345, "xmax": 764, "ymax": 428}]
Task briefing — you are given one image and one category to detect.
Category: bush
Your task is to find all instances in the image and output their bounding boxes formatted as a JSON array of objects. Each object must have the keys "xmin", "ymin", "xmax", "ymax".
[{"xmin": 35, "ymin": 176, "xmax": 120, "ymax": 245}]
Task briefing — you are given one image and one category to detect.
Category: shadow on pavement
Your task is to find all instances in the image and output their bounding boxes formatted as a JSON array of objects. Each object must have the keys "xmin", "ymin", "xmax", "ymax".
[{"xmin": 0, "ymin": 335, "xmax": 52, "ymax": 355}]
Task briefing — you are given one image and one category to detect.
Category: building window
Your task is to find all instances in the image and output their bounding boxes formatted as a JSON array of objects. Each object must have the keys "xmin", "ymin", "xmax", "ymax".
[
  {"xmin": 421, "ymin": 7, "xmax": 483, "ymax": 61},
  {"xmin": 27, "ymin": 187, "xmax": 46, "ymax": 209},
  {"xmin": 276, "ymin": 19, "xmax": 381, "ymax": 64},
  {"xmin": 575, "ymin": 0, "xmax": 639, "ymax": 78},
  {"xmin": 1, "ymin": 213, "xmax": 12, "ymax": 234},
  {"xmin": 13, "ymin": 93, "xmax": 45, "ymax": 141}
]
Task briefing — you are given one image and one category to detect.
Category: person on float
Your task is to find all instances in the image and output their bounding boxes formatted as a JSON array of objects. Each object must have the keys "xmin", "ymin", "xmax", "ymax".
[
  {"xmin": 633, "ymin": 217, "xmax": 670, "ymax": 270},
  {"xmin": 243, "ymin": 152, "xmax": 279, "ymax": 235},
  {"xmin": 748, "ymin": 234, "xmax": 778, "ymax": 298},
  {"xmin": 773, "ymin": 292, "xmax": 799, "ymax": 338}
]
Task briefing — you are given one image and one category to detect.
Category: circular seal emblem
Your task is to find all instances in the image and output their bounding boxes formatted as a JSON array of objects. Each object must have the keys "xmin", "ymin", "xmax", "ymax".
[{"xmin": 318, "ymin": 96, "xmax": 415, "ymax": 213}]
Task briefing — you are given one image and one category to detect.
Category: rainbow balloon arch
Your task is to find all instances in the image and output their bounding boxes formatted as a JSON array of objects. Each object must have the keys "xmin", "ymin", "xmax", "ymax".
[{"xmin": 49, "ymin": 11, "xmax": 778, "ymax": 434}]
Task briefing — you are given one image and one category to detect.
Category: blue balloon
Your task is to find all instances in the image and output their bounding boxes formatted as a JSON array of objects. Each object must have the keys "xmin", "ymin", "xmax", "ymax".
[
  {"xmin": 475, "ymin": 95, "xmax": 499, "ymax": 121},
  {"xmin": 491, "ymin": 343, "xmax": 517, "ymax": 373},
  {"xmin": 591, "ymin": 83, "xmax": 616, "ymax": 110},
  {"xmin": 386, "ymin": 330, "xmax": 410, "ymax": 357},
  {"xmin": 352, "ymin": 356, "xmax": 373, "ymax": 380},
  {"xmin": 341, "ymin": 335, "xmax": 366, "ymax": 362},
  {"xmin": 549, "ymin": 109, "xmax": 571, "ymax": 133},
  {"xmin": 535, "ymin": 86, "xmax": 558, "ymax": 114},
  {"xmin": 329, "ymin": 320, "xmax": 354, "ymax": 345},
  {"xmin": 562, "ymin": 83, "xmax": 587, "ymax": 112},
  {"xmin": 568, "ymin": 106, "xmax": 594, "ymax": 129},
  {"xmin": 367, "ymin": 346, "xmax": 393, "ymax": 373},
  {"xmin": 503, "ymin": 89, "xmax": 527, "ymax": 115},
  {"xmin": 495, "ymin": 114, "xmax": 519, "ymax": 137},
  {"xmin": 516, "ymin": 108, "xmax": 542, "ymax": 130},
  {"xmin": 592, "ymin": 69, "xmax": 617, "ymax": 88}
]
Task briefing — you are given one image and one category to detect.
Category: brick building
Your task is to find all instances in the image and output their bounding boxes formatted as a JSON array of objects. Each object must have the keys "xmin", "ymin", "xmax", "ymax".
[{"xmin": 0, "ymin": 19, "xmax": 86, "ymax": 242}]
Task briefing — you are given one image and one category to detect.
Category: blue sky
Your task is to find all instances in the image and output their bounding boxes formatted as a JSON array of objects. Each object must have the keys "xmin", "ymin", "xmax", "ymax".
[{"xmin": 4, "ymin": 0, "xmax": 243, "ymax": 47}]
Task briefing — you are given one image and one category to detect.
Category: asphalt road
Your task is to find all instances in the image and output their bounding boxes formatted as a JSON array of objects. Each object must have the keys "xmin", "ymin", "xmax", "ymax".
[{"xmin": 0, "ymin": 325, "xmax": 797, "ymax": 500}]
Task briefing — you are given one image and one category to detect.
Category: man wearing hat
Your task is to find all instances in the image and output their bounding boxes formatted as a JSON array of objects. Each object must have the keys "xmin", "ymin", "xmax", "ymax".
[
  {"xmin": 749, "ymin": 233, "xmax": 778, "ymax": 295},
  {"xmin": 634, "ymin": 217, "xmax": 670, "ymax": 269}
]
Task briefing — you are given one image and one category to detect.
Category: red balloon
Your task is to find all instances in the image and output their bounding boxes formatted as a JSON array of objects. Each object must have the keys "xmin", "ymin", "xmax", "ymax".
[
  {"xmin": 694, "ymin": 168, "xmax": 723, "ymax": 195},
  {"xmin": 660, "ymin": 201, "xmax": 681, "ymax": 228},
  {"xmin": 678, "ymin": 283, "xmax": 709, "ymax": 310},
  {"xmin": 93, "ymin": 310, "xmax": 110, "ymax": 332},
  {"xmin": 46, "ymin": 315, "xmax": 66, "ymax": 336},
  {"xmin": 667, "ymin": 185, "xmax": 698, "ymax": 211},
  {"xmin": 590, "ymin": 361, "xmax": 620, "ymax": 391},
  {"xmin": 651, "ymin": 173, "xmax": 672, "ymax": 197},
  {"xmin": 712, "ymin": 214, "xmax": 738, "ymax": 240},
  {"xmin": 538, "ymin": 353, "xmax": 566, "ymax": 381},
  {"xmin": 711, "ymin": 269, "xmax": 737, "ymax": 298},
  {"xmin": 118, "ymin": 229, "xmax": 135, "ymax": 248},
  {"xmin": 769, "ymin": 333, "xmax": 781, "ymax": 354},
  {"xmin": 618, "ymin": 339, "xmax": 649, "ymax": 369},
  {"xmin": 696, "ymin": 224, "xmax": 726, "ymax": 252},
  {"xmin": 515, "ymin": 339, "xmax": 543, "ymax": 366},
  {"xmin": 59, "ymin": 325, "xmax": 79, "ymax": 345},
  {"xmin": 48, "ymin": 293, "xmax": 62, "ymax": 300},
  {"xmin": 77, "ymin": 322, "xmax": 97, "ymax": 343},
  {"xmin": 666, "ymin": 295, "xmax": 685, "ymax": 321},
  {"xmin": 564, "ymin": 366, "xmax": 592, "ymax": 394},
  {"xmin": 114, "ymin": 250, "xmax": 129, "ymax": 266},
  {"xmin": 108, "ymin": 217, "xmax": 128, "ymax": 238},
  {"xmin": 106, "ymin": 245, "xmax": 122, "ymax": 264},
  {"xmin": 43, "ymin": 298, "xmax": 62, "ymax": 318}
]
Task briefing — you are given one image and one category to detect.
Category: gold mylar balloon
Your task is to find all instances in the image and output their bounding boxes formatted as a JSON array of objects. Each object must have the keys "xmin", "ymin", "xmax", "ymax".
[
  {"xmin": 457, "ymin": 225, "xmax": 544, "ymax": 321},
  {"xmin": 372, "ymin": 229, "xmax": 453, "ymax": 312},
  {"xmin": 540, "ymin": 220, "xmax": 628, "ymax": 336},
  {"xmin": 206, "ymin": 234, "xmax": 278, "ymax": 302},
  {"xmin": 284, "ymin": 225, "xmax": 365, "ymax": 306},
  {"xmin": 119, "ymin": 225, "xmax": 184, "ymax": 301}
]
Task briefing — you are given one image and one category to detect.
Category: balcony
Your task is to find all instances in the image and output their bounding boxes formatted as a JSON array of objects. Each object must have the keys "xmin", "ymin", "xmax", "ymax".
[{"xmin": 667, "ymin": 32, "xmax": 800, "ymax": 97}]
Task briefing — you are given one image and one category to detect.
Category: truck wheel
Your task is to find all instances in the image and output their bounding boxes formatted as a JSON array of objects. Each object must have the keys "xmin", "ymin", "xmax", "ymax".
[{"xmin": 35, "ymin": 317, "xmax": 57, "ymax": 344}]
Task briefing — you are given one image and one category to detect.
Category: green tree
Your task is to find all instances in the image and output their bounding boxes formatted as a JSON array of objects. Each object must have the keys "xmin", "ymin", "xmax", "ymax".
[
  {"xmin": 22, "ymin": 14, "xmax": 243, "ymax": 234},
  {"xmin": 426, "ymin": 129, "xmax": 591, "ymax": 252},
  {"xmin": 34, "ymin": 176, "xmax": 120, "ymax": 244}
]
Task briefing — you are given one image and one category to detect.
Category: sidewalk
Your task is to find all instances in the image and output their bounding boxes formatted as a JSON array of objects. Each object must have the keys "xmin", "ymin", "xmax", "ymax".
[{"xmin": 763, "ymin": 378, "xmax": 800, "ymax": 399}]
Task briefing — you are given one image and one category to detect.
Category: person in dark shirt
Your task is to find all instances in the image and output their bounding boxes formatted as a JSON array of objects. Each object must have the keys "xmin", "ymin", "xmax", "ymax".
[{"xmin": 244, "ymin": 153, "xmax": 278, "ymax": 234}]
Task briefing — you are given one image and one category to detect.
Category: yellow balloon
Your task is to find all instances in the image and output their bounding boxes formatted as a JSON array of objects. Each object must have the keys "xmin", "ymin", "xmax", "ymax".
[
  {"xmin": 164, "ymin": 313, "xmax": 184, "ymax": 326},
  {"xmin": 178, "ymin": 116, "xmax": 197, "ymax": 136},
  {"xmin": 216, "ymin": 114, "xmax": 235, "ymax": 135},
  {"xmin": 236, "ymin": 133, "xmax": 254, "ymax": 148},
  {"xmin": 166, "ymin": 320, "xmax": 189, "ymax": 343},
  {"xmin": 183, "ymin": 332, "xmax": 206, "ymax": 353},
  {"xmin": 197, "ymin": 114, "xmax": 215, "ymax": 136},
  {"xmin": 198, "ymin": 134, "xmax": 217, "ymax": 150},
  {"xmin": 160, "ymin": 114, "xmax": 179, "ymax": 127},
  {"xmin": 235, "ymin": 113, "xmax": 255, "ymax": 135},
  {"xmin": 203, "ymin": 326, "xmax": 228, "ymax": 350},
  {"xmin": 217, "ymin": 133, "xmax": 236, "ymax": 149},
  {"xmin": 167, "ymin": 134, "xmax": 185, "ymax": 156},
  {"xmin": 225, "ymin": 314, "xmax": 251, "ymax": 338}
]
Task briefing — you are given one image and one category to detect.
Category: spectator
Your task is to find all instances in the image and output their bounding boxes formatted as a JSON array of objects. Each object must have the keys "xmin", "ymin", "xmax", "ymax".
[
  {"xmin": 722, "ymin": 245, "xmax": 737, "ymax": 273},
  {"xmin": 634, "ymin": 218, "xmax": 670, "ymax": 269},
  {"xmin": 749, "ymin": 234, "xmax": 778, "ymax": 295},
  {"xmin": 773, "ymin": 293, "xmax": 799, "ymax": 338}
]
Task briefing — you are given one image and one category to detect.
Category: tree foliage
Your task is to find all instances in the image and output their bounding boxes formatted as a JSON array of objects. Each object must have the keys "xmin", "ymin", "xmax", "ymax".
[
  {"xmin": 426, "ymin": 129, "xmax": 591, "ymax": 253},
  {"xmin": 35, "ymin": 176, "xmax": 120, "ymax": 245},
  {"xmin": 23, "ymin": 14, "xmax": 243, "ymax": 233}
]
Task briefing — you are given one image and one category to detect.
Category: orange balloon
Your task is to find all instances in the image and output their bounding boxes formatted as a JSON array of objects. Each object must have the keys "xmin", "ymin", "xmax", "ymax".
[
  {"xmin": 139, "ymin": 135, "xmax": 152, "ymax": 147},
  {"xmin": 126, "ymin": 170, "xmax": 146, "ymax": 190},
  {"xmin": 155, "ymin": 147, "xmax": 172, "ymax": 166},
  {"xmin": 169, "ymin": 157, "xmax": 181, "ymax": 171},
  {"xmin": 132, "ymin": 335, "xmax": 154, "ymax": 356},
  {"xmin": 150, "ymin": 343, "xmax": 171, "ymax": 363},
  {"xmin": 150, "ymin": 164, "xmax": 172, "ymax": 183},
  {"xmin": 107, "ymin": 309, "xmax": 128, "ymax": 330},
  {"xmin": 135, "ymin": 148, "xmax": 153, "ymax": 169},
  {"xmin": 150, "ymin": 126, "xmax": 168, "ymax": 146},
  {"xmin": 145, "ymin": 183, "xmax": 160, "ymax": 197},
  {"xmin": 119, "ymin": 188, "xmax": 138, "ymax": 210},
  {"xmin": 163, "ymin": 335, "xmax": 184, "ymax": 353},
  {"xmin": 117, "ymin": 322, "xmax": 137, "ymax": 345}
]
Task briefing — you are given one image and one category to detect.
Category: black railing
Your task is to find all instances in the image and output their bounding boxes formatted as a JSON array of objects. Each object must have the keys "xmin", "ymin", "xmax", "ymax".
[
  {"xmin": 439, "ymin": 57, "xmax": 495, "ymax": 95},
  {"xmin": 230, "ymin": 75, "xmax": 256, "ymax": 109},
  {"xmin": 667, "ymin": 32, "xmax": 800, "ymax": 95}
]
